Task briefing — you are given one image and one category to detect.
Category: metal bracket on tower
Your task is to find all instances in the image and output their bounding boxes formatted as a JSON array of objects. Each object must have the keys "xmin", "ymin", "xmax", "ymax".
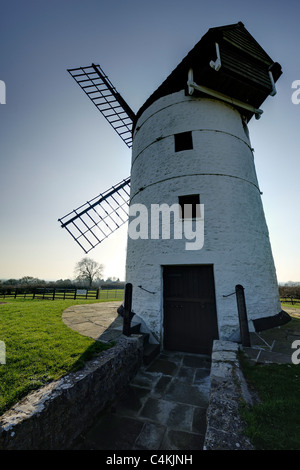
[
  {"xmin": 187, "ymin": 69, "xmax": 195, "ymax": 96},
  {"xmin": 209, "ymin": 43, "xmax": 222, "ymax": 71},
  {"xmin": 187, "ymin": 68, "xmax": 263, "ymax": 120},
  {"xmin": 268, "ymin": 69, "xmax": 277, "ymax": 96}
]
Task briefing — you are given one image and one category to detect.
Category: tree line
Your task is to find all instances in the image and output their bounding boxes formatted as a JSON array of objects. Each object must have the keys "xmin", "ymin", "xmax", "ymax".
[
  {"xmin": 0, "ymin": 277, "xmax": 124, "ymax": 290},
  {"xmin": 279, "ymin": 284, "xmax": 300, "ymax": 300},
  {"xmin": 0, "ymin": 258, "xmax": 125, "ymax": 291}
]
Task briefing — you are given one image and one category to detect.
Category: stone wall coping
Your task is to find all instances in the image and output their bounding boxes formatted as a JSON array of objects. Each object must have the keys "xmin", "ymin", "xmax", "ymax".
[{"xmin": 203, "ymin": 339, "xmax": 254, "ymax": 450}]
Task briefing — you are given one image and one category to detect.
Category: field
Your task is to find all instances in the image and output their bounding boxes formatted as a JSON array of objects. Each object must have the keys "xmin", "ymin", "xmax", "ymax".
[
  {"xmin": 240, "ymin": 305, "xmax": 300, "ymax": 450},
  {"xmin": 0, "ymin": 298, "xmax": 119, "ymax": 415}
]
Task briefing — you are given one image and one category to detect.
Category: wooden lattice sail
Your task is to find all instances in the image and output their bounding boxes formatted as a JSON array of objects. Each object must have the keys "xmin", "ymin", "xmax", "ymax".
[
  {"xmin": 68, "ymin": 64, "xmax": 135, "ymax": 148},
  {"xmin": 58, "ymin": 177, "xmax": 130, "ymax": 253},
  {"xmin": 59, "ymin": 64, "xmax": 135, "ymax": 251}
]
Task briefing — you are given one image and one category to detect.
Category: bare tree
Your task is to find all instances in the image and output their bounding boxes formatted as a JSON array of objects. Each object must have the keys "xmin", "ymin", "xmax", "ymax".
[{"xmin": 74, "ymin": 257, "xmax": 104, "ymax": 288}]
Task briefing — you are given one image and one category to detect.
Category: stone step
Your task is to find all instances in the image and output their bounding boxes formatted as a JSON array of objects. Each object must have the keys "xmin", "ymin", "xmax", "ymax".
[
  {"xmin": 129, "ymin": 322, "xmax": 141, "ymax": 334},
  {"xmin": 129, "ymin": 322, "xmax": 160, "ymax": 365},
  {"xmin": 143, "ymin": 342, "xmax": 160, "ymax": 365}
]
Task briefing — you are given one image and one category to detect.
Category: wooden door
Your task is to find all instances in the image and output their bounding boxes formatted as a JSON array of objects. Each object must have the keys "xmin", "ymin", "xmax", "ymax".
[{"xmin": 163, "ymin": 265, "xmax": 218, "ymax": 354}]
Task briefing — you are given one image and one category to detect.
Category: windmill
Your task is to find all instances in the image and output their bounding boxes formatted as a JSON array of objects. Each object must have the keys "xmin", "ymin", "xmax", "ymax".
[
  {"xmin": 59, "ymin": 23, "xmax": 288, "ymax": 355},
  {"xmin": 58, "ymin": 63, "xmax": 134, "ymax": 253}
]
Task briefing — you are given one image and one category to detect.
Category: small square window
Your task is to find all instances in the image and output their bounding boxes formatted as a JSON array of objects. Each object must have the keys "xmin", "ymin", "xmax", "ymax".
[
  {"xmin": 178, "ymin": 194, "xmax": 200, "ymax": 219},
  {"xmin": 174, "ymin": 131, "xmax": 193, "ymax": 152}
]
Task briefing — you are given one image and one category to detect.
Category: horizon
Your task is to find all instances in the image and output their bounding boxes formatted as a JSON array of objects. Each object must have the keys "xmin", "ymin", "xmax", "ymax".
[{"xmin": 0, "ymin": 276, "xmax": 299, "ymax": 286}]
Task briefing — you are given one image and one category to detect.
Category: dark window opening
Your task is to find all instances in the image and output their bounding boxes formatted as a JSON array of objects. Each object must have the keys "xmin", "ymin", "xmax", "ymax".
[
  {"xmin": 174, "ymin": 131, "xmax": 193, "ymax": 152},
  {"xmin": 178, "ymin": 194, "xmax": 200, "ymax": 219}
]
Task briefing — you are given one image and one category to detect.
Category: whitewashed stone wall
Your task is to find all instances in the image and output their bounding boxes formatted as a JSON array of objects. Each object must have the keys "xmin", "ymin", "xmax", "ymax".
[{"xmin": 125, "ymin": 90, "xmax": 281, "ymax": 342}]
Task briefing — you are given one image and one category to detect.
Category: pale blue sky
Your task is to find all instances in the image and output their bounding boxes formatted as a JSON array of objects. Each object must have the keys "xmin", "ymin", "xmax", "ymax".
[{"xmin": 0, "ymin": 0, "xmax": 299, "ymax": 282}]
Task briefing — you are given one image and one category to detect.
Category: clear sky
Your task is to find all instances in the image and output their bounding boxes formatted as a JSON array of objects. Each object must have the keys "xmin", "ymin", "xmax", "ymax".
[{"xmin": 0, "ymin": 0, "xmax": 299, "ymax": 283}]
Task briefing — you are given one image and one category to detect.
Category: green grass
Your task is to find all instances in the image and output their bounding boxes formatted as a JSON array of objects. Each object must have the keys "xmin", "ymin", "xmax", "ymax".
[
  {"xmin": 0, "ymin": 298, "xmax": 119, "ymax": 415},
  {"xmin": 97, "ymin": 289, "xmax": 124, "ymax": 300},
  {"xmin": 281, "ymin": 301, "xmax": 300, "ymax": 309},
  {"xmin": 240, "ymin": 355, "xmax": 300, "ymax": 449}
]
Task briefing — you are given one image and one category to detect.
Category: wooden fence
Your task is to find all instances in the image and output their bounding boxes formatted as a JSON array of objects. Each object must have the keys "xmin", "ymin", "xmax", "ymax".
[
  {"xmin": 281, "ymin": 297, "xmax": 300, "ymax": 306},
  {"xmin": 0, "ymin": 287, "xmax": 124, "ymax": 301},
  {"xmin": 1, "ymin": 290, "xmax": 298, "ymax": 305}
]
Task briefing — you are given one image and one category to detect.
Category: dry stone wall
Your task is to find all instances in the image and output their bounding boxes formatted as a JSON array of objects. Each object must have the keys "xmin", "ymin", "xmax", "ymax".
[{"xmin": 0, "ymin": 335, "xmax": 143, "ymax": 450}]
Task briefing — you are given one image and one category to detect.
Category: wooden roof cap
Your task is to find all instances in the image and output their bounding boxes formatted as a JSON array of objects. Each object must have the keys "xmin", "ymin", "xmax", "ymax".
[{"xmin": 134, "ymin": 22, "xmax": 282, "ymax": 126}]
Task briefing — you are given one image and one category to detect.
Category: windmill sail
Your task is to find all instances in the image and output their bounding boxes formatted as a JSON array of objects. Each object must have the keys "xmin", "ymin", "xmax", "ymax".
[
  {"xmin": 68, "ymin": 64, "xmax": 135, "ymax": 148},
  {"xmin": 58, "ymin": 177, "xmax": 130, "ymax": 253}
]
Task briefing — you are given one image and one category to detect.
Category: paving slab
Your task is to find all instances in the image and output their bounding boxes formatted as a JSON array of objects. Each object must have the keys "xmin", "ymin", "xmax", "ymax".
[
  {"xmin": 243, "ymin": 315, "xmax": 300, "ymax": 364},
  {"xmin": 62, "ymin": 301, "xmax": 123, "ymax": 342},
  {"xmin": 133, "ymin": 422, "xmax": 166, "ymax": 450},
  {"xmin": 72, "ymin": 350, "xmax": 211, "ymax": 450},
  {"xmin": 161, "ymin": 429, "xmax": 205, "ymax": 451},
  {"xmin": 78, "ymin": 414, "xmax": 145, "ymax": 450}
]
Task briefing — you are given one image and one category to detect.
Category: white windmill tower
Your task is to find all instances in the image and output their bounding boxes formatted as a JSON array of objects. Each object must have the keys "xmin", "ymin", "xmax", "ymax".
[{"xmin": 59, "ymin": 22, "xmax": 287, "ymax": 356}]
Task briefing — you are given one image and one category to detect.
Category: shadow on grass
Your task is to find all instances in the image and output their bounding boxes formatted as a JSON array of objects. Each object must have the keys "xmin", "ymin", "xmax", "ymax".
[{"xmin": 70, "ymin": 340, "xmax": 114, "ymax": 373}]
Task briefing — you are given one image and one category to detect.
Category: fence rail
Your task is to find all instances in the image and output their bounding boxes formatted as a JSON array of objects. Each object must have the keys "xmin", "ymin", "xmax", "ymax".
[
  {"xmin": 1, "ymin": 291, "xmax": 298, "ymax": 304},
  {"xmin": 281, "ymin": 297, "xmax": 300, "ymax": 305},
  {"xmin": 0, "ymin": 287, "xmax": 124, "ymax": 301}
]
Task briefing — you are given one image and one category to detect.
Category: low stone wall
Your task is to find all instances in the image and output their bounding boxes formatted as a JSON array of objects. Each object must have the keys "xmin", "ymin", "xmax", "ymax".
[
  {"xmin": 0, "ymin": 335, "xmax": 143, "ymax": 450},
  {"xmin": 204, "ymin": 340, "xmax": 255, "ymax": 450}
]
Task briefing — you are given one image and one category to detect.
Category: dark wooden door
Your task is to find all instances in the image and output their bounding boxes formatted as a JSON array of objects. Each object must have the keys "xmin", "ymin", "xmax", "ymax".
[{"xmin": 163, "ymin": 265, "xmax": 218, "ymax": 354}]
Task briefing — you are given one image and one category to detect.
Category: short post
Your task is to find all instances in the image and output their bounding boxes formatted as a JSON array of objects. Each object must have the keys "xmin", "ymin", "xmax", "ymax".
[
  {"xmin": 235, "ymin": 284, "xmax": 251, "ymax": 347},
  {"xmin": 96, "ymin": 287, "xmax": 100, "ymax": 299},
  {"xmin": 123, "ymin": 283, "xmax": 133, "ymax": 336}
]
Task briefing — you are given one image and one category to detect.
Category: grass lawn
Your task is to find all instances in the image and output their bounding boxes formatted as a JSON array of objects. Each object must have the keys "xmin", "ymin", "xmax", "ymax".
[
  {"xmin": 240, "ymin": 309, "xmax": 300, "ymax": 450},
  {"xmin": 240, "ymin": 358, "xmax": 300, "ymax": 450},
  {"xmin": 0, "ymin": 298, "xmax": 118, "ymax": 415},
  {"xmin": 281, "ymin": 301, "xmax": 300, "ymax": 309}
]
